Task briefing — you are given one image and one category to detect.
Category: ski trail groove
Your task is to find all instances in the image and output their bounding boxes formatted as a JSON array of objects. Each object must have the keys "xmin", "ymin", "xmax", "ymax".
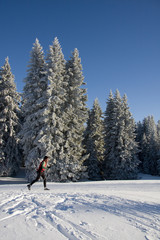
[{"xmin": 0, "ymin": 190, "xmax": 160, "ymax": 239}]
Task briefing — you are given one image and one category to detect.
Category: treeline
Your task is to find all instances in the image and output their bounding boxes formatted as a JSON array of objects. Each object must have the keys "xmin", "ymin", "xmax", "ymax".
[{"xmin": 0, "ymin": 38, "xmax": 160, "ymax": 181}]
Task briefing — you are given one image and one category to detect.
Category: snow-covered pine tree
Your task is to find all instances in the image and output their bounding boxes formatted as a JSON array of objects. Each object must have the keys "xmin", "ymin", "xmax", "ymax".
[
  {"xmin": 103, "ymin": 90, "xmax": 139, "ymax": 180},
  {"xmin": 103, "ymin": 90, "xmax": 122, "ymax": 179},
  {"xmin": 141, "ymin": 132, "xmax": 150, "ymax": 173},
  {"xmin": 120, "ymin": 94, "xmax": 139, "ymax": 178},
  {"xmin": 21, "ymin": 39, "xmax": 47, "ymax": 181},
  {"xmin": 103, "ymin": 90, "xmax": 115, "ymax": 178},
  {"xmin": 157, "ymin": 120, "xmax": 160, "ymax": 175},
  {"xmin": 141, "ymin": 116, "xmax": 158, "ymax": 175},
  {"xmin": 62, "ymin": 48, "xmax": 89, "ymax": 181},
  {"xmin": 84, "ymin": 98, "xmax": 105, "ymax": 180},
  {"xmin": 157, "ymin": 120, "xmax": 160, "ymax": 146},
  {"xmin": 0, "ymin": 58, "xmax": 21, "ymax": 176},
  {"xmin": 135, "ymin": 121, "xmax": 144, "ymax": 170},
  {"xmin": 37, "ymin": 37, "xmax": 68, "ymax": 182}
]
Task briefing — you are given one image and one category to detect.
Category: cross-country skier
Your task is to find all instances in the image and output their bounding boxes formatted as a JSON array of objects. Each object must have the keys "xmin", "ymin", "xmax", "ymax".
[{"xmin": 27, "ymin": 156, "xmax": 50, "ymax": 190}]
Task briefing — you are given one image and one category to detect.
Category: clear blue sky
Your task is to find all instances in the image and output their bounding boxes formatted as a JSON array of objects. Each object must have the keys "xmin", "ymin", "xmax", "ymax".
[{"xmin": 0, "ymin": 0, "xmax": 160, "ymax": 122}]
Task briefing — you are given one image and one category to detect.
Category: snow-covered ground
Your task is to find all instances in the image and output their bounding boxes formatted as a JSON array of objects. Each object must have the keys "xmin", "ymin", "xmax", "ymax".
[{"xmin": 0, "ymin": 173, "xmax": 160, "ymax": 240}]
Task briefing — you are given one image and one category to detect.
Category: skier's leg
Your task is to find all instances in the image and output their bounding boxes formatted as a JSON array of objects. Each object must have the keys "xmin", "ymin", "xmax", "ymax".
[
  {"xmin": 41, "ymin": 172, "xmax": 49, "ymax": 190},
  {"xmin": 41, "ymin": 172, "xmax": 47, "ymax": 188},
  {"xmin": 30, "ymin": 171, "xmax": 41, "ymax": 186}
]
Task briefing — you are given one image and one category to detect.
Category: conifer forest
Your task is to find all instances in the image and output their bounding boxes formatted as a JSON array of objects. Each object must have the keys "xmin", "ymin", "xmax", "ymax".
[{"xmin": 0, "ymin": 38, "xmax": 160, "ymax": 181}]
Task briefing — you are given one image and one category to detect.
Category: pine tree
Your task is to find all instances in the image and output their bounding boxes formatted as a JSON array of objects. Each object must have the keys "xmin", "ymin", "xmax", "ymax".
[
  {"xmin": 37, "ymin": 37, "xmax": 68, "ymax": 181},
  {"xmin": 21, "ymin": 39, "xmax": 47, "ymax": 181},
  {"xmin": 157, "ymin": 120, "xmax": 160, "ymax": 146},
  {"xmin": 141, "ymin": 116, "xmax": 158, "ymax": 175},
  {"xmin": 141, "ymin": 132, "xmax": 150, "ymax": 173},
  {"xmin": 84, "ymin": 98, "xmax": 105, "ymax": 180},
  {"xmin": 104, "ymin": 90, "xmax": 122, "ymax": 179},
  {"xmin": 121, "ymin": 94, "xmax": 139, "ymax": 177},
  {"xmin": 103, "ymin": 90, "xmax": 139, "ymax": 179},
  {"xmin": 135, "ymin": 121, "xmax": 144, "ymax": 170},
  {"xmin": 0, "ymin": 58, "xmax": 21, "ymax": 176},
  {"xmin": 157, "ymin": 120, "xmax": 160, "ymax": 175},
  {"xmin": 61, "ymin": 48, "xmax": 89, "ymax": 181}
]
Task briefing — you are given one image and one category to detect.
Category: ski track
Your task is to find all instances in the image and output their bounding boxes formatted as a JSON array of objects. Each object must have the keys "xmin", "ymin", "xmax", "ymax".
[{"xmin": 0, "ymin": 190, "xmax": 160, "ymax": 240}]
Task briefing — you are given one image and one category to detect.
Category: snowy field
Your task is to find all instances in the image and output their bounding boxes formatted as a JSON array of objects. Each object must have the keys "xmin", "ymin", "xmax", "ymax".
[{"xmin": 0, "ymin": 174, "xmax": 160, "ymax": 240}]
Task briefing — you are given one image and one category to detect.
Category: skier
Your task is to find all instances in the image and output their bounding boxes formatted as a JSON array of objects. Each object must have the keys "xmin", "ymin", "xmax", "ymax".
[{"xmin": 27, "ymin": 156, "xmax": 50, "ymax": 190}]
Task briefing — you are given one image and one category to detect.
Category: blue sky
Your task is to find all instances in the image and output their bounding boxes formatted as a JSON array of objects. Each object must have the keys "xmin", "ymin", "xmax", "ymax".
[{"xmin": 0, "ymin": 0, "xmax": 160, "ymax": 122}]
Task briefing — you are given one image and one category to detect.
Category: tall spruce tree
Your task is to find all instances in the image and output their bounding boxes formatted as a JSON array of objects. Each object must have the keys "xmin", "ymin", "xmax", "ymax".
[
  {"xmin": 121, "ymin": 94, "xmax": 139, "ymax": 177},
  {"xmin": 141, "ymin": 116, "xmax": 158, "ymax": 175},
  {"xmin": 84, "ymin": 98, "xmax": 105, "ymax": 180},
  {"xmin": 103, "ymin": 90, "xmax": 122, "ymax": 179},
  {"xmin": 157, "ymin": 120, "xmax": 160, "ymax": 175},
  {"xmin": 21, "ymin": 39, "xmax": 47, "ymax": 181},
  {"xmin": 103, "ymin": 90, "xmax": 139, "ymax": 179},
  {"xmin": 157, "ymin": 120, "xmax": 160, "ymax": 147},
  {"xmin": 62, "ymin": 48, "xmax": 89, "ymax": 181},
  {"xmin": 37, "ymin": 37, "xmax": 68, "ymax": 181},
  {"xmin": 0, "ymin": 58, "xmax": 21, "ymax": 176},
  {"xmin": 135, "ymin": 121, "xmax": 144, "ymax": 171}
]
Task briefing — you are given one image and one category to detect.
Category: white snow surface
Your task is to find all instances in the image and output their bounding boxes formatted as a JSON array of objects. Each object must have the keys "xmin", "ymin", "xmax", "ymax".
[{"xmin": 0, "ymin": 173, "xmax": 160, "ymax": 240}]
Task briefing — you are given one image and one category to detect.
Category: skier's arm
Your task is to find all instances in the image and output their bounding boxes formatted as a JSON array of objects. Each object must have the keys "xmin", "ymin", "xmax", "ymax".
[{"xmin": 47, "ymin": 164, "xmax": 51, "ymax": 168}]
